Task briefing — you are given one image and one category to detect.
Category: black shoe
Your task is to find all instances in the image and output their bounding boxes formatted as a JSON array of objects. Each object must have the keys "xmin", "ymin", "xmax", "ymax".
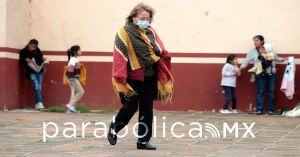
[
  {"xmin": 256, "ymin": 111, "xmax": 265, "ymax": 115},
  {"xmin": 107, "ymin": 123, "xmax": 117, "ymax": 145},
  {"xmin": 137, "ymin": 142, "xmax": 156, "ymax": 150}
]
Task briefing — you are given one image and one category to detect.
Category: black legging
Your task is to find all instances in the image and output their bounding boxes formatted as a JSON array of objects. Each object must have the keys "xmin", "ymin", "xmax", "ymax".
[
  {"xmin": 222, "ymin": 86, "xmax": 237, "ymax": 110},
  {"xmin": 113, "ymin": 76, "xmax": 157, "ymax": 142}
]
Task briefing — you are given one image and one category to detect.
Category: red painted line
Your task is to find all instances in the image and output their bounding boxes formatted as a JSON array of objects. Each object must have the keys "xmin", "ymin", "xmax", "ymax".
[
  {"xmin": 42, "ymin": 50, "xmax": 113, "ymax": 56},
  {"xmin": 1, "ymin": 47, "xmax": 300, "ymax": 58},
  {"xmin": 0, "ymin": 47, "xmax": 20, "ymax": 53},
  {"xmin": 171, "ymin": 53, "xmax": 247, "ymax": 58}
]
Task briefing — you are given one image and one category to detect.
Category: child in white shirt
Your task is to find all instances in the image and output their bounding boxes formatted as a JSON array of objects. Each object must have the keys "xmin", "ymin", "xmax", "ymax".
[
  {"xmin": 66, "ymin": 45, "xmax": 84, "ymax": 113},
  {"xmin": 220, "ymin": 54, "xmax": 241, "ymax": 114}
]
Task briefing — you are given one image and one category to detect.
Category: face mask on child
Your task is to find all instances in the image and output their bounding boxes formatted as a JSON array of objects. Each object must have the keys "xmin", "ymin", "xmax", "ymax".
[{"xmin": 137, "ymin": 20, "xmax": 150, "ymax": 29}]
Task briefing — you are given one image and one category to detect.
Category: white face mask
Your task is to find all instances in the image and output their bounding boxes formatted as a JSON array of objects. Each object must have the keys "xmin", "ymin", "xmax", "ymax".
[{"xmin": 137, "ymin": 20, "xmax": 150, "ymax": 29}]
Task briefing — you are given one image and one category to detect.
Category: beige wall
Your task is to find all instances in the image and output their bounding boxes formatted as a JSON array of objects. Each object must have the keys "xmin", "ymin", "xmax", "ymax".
[
  {"xmin": 0, "ymin": 0, "xmax": 7, "ymax": 46},
  {"xmin": 3, "ymin": 0, "xmax": 300, "ymax": 53},
  {"xmin": 6, "ymin": 0, "xmax": 30, "ymax": 48},
  {"xmin": 0, "ymin": 0, "xmax": 30, "ymax": 48}
]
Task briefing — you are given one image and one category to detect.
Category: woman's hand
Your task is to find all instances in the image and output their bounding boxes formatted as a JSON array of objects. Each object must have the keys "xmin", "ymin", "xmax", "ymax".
[
  {"xmin": 43, "ymin": 58, "xmax": 50, "ymax": 64},
  {"xmin": 25, "ymin": 58, "xmax": 31, "ymax": 63}
]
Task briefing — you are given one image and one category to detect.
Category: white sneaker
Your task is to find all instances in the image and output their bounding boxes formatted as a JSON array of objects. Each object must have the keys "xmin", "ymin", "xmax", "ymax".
[
  {"xmin": 219, "ymin": 109, "xmax": 232, "ymax": 114},
  {"xmin": 66, "ymin": 104, "xmax": 80, "ymax": 113},
  {"xmin": 35, "ymin": 102, "xmax": 45, "ymax": 110},
  {"xmin": 232, "ymin": 109, "xmax": 238, "ymax": 114}
]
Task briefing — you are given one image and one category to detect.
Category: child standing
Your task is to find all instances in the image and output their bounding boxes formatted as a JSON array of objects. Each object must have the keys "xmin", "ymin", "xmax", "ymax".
[
  {"xmin": 220, "ymin": 54, "xmax": 240, "ymax": 114},
  {"xmin": 66, "ymin": 45, "xmax": 84, "ymax": 113}
]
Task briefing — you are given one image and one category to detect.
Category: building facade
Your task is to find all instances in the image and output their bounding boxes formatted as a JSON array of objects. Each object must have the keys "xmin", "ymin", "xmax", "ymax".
[{"xmin": 0, "ymin": 0, "xmax": 299, "ymax": 111}]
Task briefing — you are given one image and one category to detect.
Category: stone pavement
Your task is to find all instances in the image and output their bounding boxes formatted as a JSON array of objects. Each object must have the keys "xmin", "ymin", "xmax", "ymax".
[{"xmin": 0, "ymin": 111, "xmax": 299, "ymax": 157}]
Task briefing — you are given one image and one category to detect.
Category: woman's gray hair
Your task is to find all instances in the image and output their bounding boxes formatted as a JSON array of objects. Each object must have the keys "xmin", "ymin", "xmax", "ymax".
[{"xmin": 126, "ymin": 3, "xmax": 155, "ymax": 23}]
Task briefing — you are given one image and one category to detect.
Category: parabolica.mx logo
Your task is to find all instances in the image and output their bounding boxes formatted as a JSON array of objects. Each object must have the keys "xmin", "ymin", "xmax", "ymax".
[{"xmin": 42, "ymin": 116, "xmax": 256, "ymax": 142}]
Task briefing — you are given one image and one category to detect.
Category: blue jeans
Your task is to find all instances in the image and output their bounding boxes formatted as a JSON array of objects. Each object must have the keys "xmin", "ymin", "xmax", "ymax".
[
  {"xmin": 255, "ymin": 74, "xmax": 277, "ymax": 112},
  {"xmin": 30, "ymin": 73, "xmax": 44, "ymax": 104}
]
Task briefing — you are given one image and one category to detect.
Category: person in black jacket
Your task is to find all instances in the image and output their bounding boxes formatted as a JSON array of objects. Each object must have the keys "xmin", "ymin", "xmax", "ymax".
[{"xmin": 19, "ymin": 39, "xmax": 49, "ymax": 110}]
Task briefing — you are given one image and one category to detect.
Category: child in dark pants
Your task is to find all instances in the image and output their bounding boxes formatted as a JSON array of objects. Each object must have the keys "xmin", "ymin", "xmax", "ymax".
[{"xmin": 220, "ymin": 54, "xmax": 241, "ymax": 114}]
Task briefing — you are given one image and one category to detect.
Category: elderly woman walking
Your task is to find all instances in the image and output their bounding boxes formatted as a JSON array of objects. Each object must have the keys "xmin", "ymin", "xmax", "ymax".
[{"xmin": 108, "ymin": 3, "xmax": 173, "ymax": 150}]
